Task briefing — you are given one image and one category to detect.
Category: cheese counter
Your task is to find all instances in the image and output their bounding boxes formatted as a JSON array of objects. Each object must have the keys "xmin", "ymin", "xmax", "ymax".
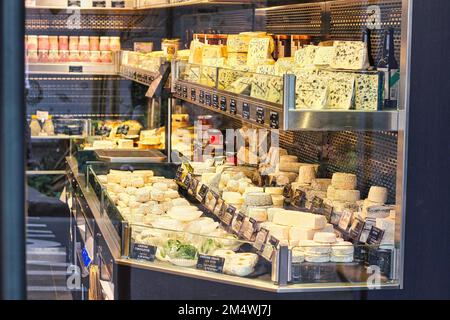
[{"xmin": 66, "ymin": 156, "xmax": 400, "ymax": 299}]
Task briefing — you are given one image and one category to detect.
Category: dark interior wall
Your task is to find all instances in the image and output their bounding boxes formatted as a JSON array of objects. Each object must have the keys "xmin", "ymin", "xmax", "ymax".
[{"xmin": 366, "ymin": 0, "xmax": 450, "ymax": 300}]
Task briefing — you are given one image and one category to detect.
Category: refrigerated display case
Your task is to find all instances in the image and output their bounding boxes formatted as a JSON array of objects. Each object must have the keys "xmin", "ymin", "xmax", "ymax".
[{"xmin": 23, "ymin": 0, "xmax": 414, "ymax": 299}]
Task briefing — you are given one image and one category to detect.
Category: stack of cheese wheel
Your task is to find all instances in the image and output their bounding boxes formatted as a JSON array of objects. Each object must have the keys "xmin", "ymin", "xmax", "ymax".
[
  {"xmin": 325, "ymin": 173, "xmax": 360, "ymax": 211},
  {"xmin": 330, "ymin": 241, "xmax": 354, "ymax": 262},
  {"xmin": 360, "ymin": 186, "xmax": 390, "ymax": 219}
]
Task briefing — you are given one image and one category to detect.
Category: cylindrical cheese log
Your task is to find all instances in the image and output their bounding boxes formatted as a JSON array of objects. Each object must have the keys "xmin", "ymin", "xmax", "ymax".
[
  {"xmin": 368, "ymin": 186, "xmax": 388, "ymax": 204},
  {"xmin": 298, "ymin": 165, "xmax": 317, "ymax": 184},
  {"xmin": 331, "ymin": 173, "xmax": 357, "ymax": 190},
  {"xmin": 334, "ymin": 189, "xmax": 360, "ymax": 203}
]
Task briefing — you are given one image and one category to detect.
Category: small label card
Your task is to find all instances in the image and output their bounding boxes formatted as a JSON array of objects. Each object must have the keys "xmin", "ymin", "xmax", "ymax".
[
  {"xmin": 240, "ymin": 217, "xmax": 258, "ymax": 241},
  {"xmin": 182, "ymin": 173, "xmax": 192, "ymax": 190},
  {"xmin": 320, "ymin": 203, "xmax": 334, "ymax": 223},
  {"xmin": 131, "ymin": 243, "xmax": 157, "ymax": 262},
  {"xmin": 175, "ymin": 166, "xmax": 184, "ymax": 183},
  {"xmin": 261, "ymin": 236, "xmax": 280, "ymax": 261},
  {"xmin": 283, "ymin": 183, "xmax": 292, "ymax": 199},
  {"xmin": 232, "ymin": 212, "xmax": 246, "ymax": 235},
  {"xmin": 220, "ymin": 205, "xmax": 235, "ymax": 226},
  {"xmin": 309, "ymin": 196, "xmax": 324, "ymax": 212},
  {"xmin": 338, "ymin": 210, "xmax": 353, "ymax": 232},
  {"xmin": 205, "ymin": 190, "xmax": 219, "ymax": 212},
  {"xmin": 213, "ymin": 198, "xmax": 224, "ymax": 217},
  {"xmin": 253, "ymin": 228, "xmax": 269, "ymax": 252},
  {"xmin": 92, "ymin": 1, "xmax": 107, "ymax": 8},
  {"xmin": 197, "ymin": 255, "xmax": 225, "ymax": 274},
  {"xmin": 197, "ymin": 184, "xmax": 209, "ymax": 203},
  {"xmin": 292, "ymin": 188, "xmax": 307, "ymax": 208},
  {"xmin": 366, "ymin": 226, "xmax": 385, "ymax": 246},
  {"xmin": 349, "ymin": 217, "xmax": 366, "ymax": 242},
  {"xmin": 189, "ymin": 177, "xmax": 199, "ymax": 197}
]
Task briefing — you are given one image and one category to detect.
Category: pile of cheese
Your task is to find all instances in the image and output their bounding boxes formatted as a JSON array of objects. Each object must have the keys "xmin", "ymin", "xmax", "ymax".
[
  {"xmin": 323, "ymin": 173, "xmax": 361, "ymax": 216},
  {"xmin": 356, "ymin": 186, "xmax": 395, "ymax": 245},
  {"xmin": 260, "ymin": 209, "xmax": 334, "ymax": 247},
  {"xmin": 292, "ymin": 41, "xmax": 378, "ymax": 111},
  {"xmin": 294, "ymin": 234, "xmax": 354, "ymax": 263}
]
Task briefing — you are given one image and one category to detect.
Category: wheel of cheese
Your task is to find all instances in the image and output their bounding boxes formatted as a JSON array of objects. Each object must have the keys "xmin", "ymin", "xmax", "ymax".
[
  {"xmin": 264, "ymin": 187, "xmax": 284, "ymax": 195},
  {"xmin": 291, "ymin": 249, "xmax": 305, "ymax": 263},
  {"xmin": 226, "ymin": 261, "xmax": 254, "ymax": 277},
  {"xmin": 313, "ymin": 232, "xmax": 337, "ymax": 244},
  {"xmin": 311, "ymin": 179, "xmax": 332, "ymax": 192},
  {"xmin": 271, "ymin": 194, "xmax": 285, "ymax": 207},
  {"xmin": 305, "ymin": 253, "xmax": 330, "ymax": 263},
  {"xmin": 368, "ymin": 186, "xmax": 388, "ymax": 204},
  {"xmin": 330, "ymin": 255, "xmax": 353, "ymax": 263},
  {"xmin": 334, "ymin": 189, "xmax": 360, "ymax": 203},
  {"xmin": 223, "ymin": 192, "xmax": 244, "ymax": 205},
  {"xmin": 298, "ymin": 165, "xmax": 317, "ymax": 184},
  {"xmin": 244, "ymin": 192, "xmax": 273, "ymax": 206},
  {"xmin": 248, "ymin": 207, "xmax": 268, "ymax": 222},
  {"xmin": 279, "ymin": 162, "xmax": 302, "ymax": 173},
  {"xmin": 331, "ymin": 241, "xmax": 354, "ymax": 256},
  {"xmin": 280, "ymin": 155, "xmax": 298, "ymax": 163},
  {"xmin": 327, "ymin": 185, "xmax": 337, "ymax": 200},
  {"xmin": 331, "ymin": 173, "xmax": 357, "ymax": 190},
  {"xmin": 299, "ymin": 240, "xmax": 331, "ymax": 254}
]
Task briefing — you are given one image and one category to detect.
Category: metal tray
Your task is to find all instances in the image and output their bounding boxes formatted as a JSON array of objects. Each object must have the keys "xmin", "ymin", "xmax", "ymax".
[{"xmin": 95, "ymin": 149, "xmax": 167, "ymax": 163}]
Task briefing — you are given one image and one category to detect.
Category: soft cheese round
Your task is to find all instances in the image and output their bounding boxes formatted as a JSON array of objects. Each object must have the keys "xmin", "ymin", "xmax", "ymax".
[
  {"xmin": 313, "ymin": 232, "xmax": 337, "ymax": 244},
  {"xmin": 334, "ymin": 189, "xmax": 360, "ymax": 203},
  {"xmin": 331, "ymin": 173, "xmax": 357, "ymax": 190},
  {"xmin": 368, "ymin": 186, "xmax": 388, "ymax": 204}
]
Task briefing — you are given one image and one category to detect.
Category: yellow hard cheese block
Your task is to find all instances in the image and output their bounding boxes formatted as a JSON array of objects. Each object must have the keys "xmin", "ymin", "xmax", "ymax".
[
  {"xmin": 188, "ymin": 40, "xmax": 204, "ymax": 65},
  {"xmin": 200, "ymin": 66, "xmax": 217, "ymax": 87},
  {"xmin": 250, "ymin": 73, "xmax": 283, "ymax": 104},
  {"xmin": 201, "ymin": 44, "xmax": 227, "ymax": 61},
  {"xmin": 227, "ymin": 53, "xmax": 248, "ymax": 68},
  {"xmin": 218, "ymin": 68, "xmax": 243, "ymax": 90},
  {"xmin": 227, "ymin": 34, "xmax": 252, "ymax": 53},
  {"xmin": 247, "ymin": 37, "xmax": 274, "ymax": 68},
  {"xmin": 275, "ymin": 57, "xmax": 295, "ymax": 76},
  {"xmin": 224, "ymin": 77, "xmax": 252, "ymax": 95}
]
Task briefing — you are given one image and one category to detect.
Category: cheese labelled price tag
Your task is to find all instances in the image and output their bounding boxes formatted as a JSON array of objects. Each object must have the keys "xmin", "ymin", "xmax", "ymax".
[
  {"xmin": 205, "ymin": 190, "xmax": 219, "ymax": 212},
  {"xmin": 220, "ymin": 205, "xmax": 236, "ymax": 226},
  {"xmin": 213, "ymin": 198, "xmax": 224, "ymax": 217},
  {"xmin": 239, "ymin": 217, "xmax": 257, "ymax": 241},
  {"xmin": 292, "ymin": 189, "xmax": 307, "ymax": 208},
  {"xmin": 175, "ymin": 166, "xmax": 184, "ymax": 183},
  {"xmin": 349, "ymin": 217, "xmax": 366, "ymax": 242},
  {"xmin": 338, "ymin": 210, "xmax": 353, "ymax": 232},
  {"xmin": 230, "ymin": 99, "xmax": 237, "ymax": 115},
  {"xmin": 309, "ymin": 196, "xmax": 324, "ymax": 212},
  {"xmin": 131, "ymin": 243, "xmax": 157, "ymax": 262},
  {"xmin": 366, "ymin": 226, "xmax": 385, "ymax": 245},
  {"xmin": 182, "ymin": 173, "xmax": 192, "ymax": 189},
  {"xmin": 242, "ymin": 103, "xmax": 250, "ymax": 120},
  {"xmin": 189, "ymin": 178, "xmax": 199, "ymax": 197},
  {"xmin": 261, "ymin": 236, "xmax": 280, "ymax": 261},
  {"xmin": 253, "ymin": 228, "xmax": 269, "ymax": 252},
  {"xmin": 92, "ymin": 1, "xmax": 107, "ymax": 8},
  {"xmin": 196, "ymin": 255, "xmax": 225, "ymax": 274},
  {"xmin": 197, "ymin": 184, "xmax": 209, "ymax": 203},
  {"xmin": 232, "ymin": 212, "xmax": 246, "ymax": 235}
]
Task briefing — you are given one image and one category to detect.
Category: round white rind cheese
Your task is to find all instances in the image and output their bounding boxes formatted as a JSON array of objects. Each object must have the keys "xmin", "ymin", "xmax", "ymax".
[
  {"xmin": 313, "ymin": 232, "xmax": 337, "ymax": 244},
  {"xmin": 331, "ymin": 173, "xmax": 357, "ymax": 190},
  {"xmin": 368, "ymin": 186, "xmax": 388, "ymax": 204}
]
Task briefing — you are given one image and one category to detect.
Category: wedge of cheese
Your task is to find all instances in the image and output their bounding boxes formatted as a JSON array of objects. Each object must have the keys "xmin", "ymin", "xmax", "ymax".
[
  {"xmin": 294, "ymin": 45, "xmax": 318, "ymax": 68},
  {"xmin": 201, "ymin": 44, "xmax": 227, "ymax": 61},
  {"xmin": 354, "ymin": 73, "xmax": 380, "ymax": 111},
  {"xmin": 314, "ymin": 46, "xmax": 335, "ymax": 66},
  {"xmin": 275, "ymin": 57, "xmax": 295, "ymax": 76},
  {"xmin": 188, "ymin": 40, "xmax": 204, "ymax": 65},
  {"xmin": 330, "ymin": 41, "xmax": 370, "ymax": 70},
  {"xmin": 218, "ymin": 68, "xmax": 243, "ymax": 90},
  {"xmin": 227, "ymin": 34, "xmax": 252, "ymax": 53},
  {"xmin": 247, "ymin": 37, "xmax": 274, "ymax": 68},
  {"xmin": 295, "ymin": 69, "xmax": 328, "ymax": 110},
  {"xmin": 227, "ymin": 53, "xmax": 248, "ymax": 68}
]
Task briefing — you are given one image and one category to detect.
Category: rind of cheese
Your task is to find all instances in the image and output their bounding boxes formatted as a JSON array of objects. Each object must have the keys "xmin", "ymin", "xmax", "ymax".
[
  {"xmin": 294, "ymin": 45, "xmax": 318, "ymax": 68},
  {"xmin": 279, "ymin": 162, "xmax": 302, "ymax": 173},
  {"xmin": 334, "ymin": 189, "xmax": 361, "ymax": 203},
  {"xmin": 271, "ymin": 195, "xmax": 285, "ymax": 207},
  {"xmin": 331, "ymin": 173, "xmax": 357, "ymax": 190},
  {"xmin": 264, "ymin": 187, "xmax": 284, "ymax": 195},
  {"xmin": 354, "ymin": 73, "xmax": 380, "ymax": 111},
  {"xmin": 280, "ymin": 155, "xmax": 298, "ymax": 163},
  {"xmin": 273, "ymin": 210, "xmax": 327, "ymax": 229},
  {"xmin": 368, "ymin": 186, "xmax": 388, "ymax": 204},
  {"xmin": 227, "ymin": 34, "xmax": 252, "ymax": 53},
  {"xmin": 330, "ymin": 41, "xmax": 369, "ymax": 70},
  {"xmin": 314, "ymin": 46, "xmax": 335, "ymax": 66}
]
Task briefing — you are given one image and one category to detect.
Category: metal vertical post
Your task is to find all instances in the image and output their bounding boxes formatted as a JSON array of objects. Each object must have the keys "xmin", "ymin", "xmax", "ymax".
[{"xmin": 0, "ymin": 0, "xmax": 26, "ymax": 300}]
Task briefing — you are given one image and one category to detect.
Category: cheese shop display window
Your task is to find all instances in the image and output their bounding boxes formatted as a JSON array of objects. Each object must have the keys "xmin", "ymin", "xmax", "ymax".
[{"xmin": 20, "ymin": 0, "xmax": 412, "ymax": 300}]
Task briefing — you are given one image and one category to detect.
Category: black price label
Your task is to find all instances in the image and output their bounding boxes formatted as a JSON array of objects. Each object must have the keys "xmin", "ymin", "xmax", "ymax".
[
  {"xmin": 310, "ymin": 196, "xmax": 324, "ymax": 212},
  {"xmin": 111, "ymin": 0, "xmax": 126, "ymax": 8},
  {"xmin": 230, "ymin": 99, "xmax": 237, "ymax": 115},
  {"xmin": 270, "ymin": 111, "xmax": 280, "ymax": 129},
  {"xmin": 183, "ymin": 173, "xmax": 192, "ymax": 189},
  {"xmin": 232, "ymin": 212, "xmax": 245, "ymax": 235},
  {"xmin": 321, "ymin": 203, "xmax": 334, "ymax": 223},
  {"xmin": 197, "ymin": 255, "xmax": 225, "ymax": 274},
  {"xmin": 198, "ymin": 185, "xmax": 209, "ymax": 202},
  {"xmin": 242, "ymin": 103, "xmax": 250, "ymax": 120},
  {"xmin": 366, "ymin": 227, "xmax": 385, "ymax": 245},
  {"xmin": 199, "ymin": 91, "xmax": 205, "ymax": 104},
  {"xmin": 240, "ymin": 217, "xmax": 257, "ymax": 241},
  {"xmin": 253, "ymin": 228, "xmax": 269, "ymax": 252},
  {"xmin": 220, "ymin": 205, "xmax": 235, "ymax": 226},
  {"xmin": 256, "ymin": 107, "xmax": 265, "ymax": 125},
  {"xmin": 69, "ymin": 66, "xmax": 83, "ymax": 73},
  {"xmin": 92, "ymin": 1, "xmax": 106, "ymax": 7},
  {"xmin": 220, "ymin": 97, "xmax": 227, "ymax": 111},
  {"xmin": 283, "ymin": 184, "xmax": 292, "ymax": 198},
  {"xmin": 368, "ymin": 249, "xmax": 392, "ymax": 278},
  {"xmin": 354, "ymin": 245, "xmax": 369, "ymax": 262},
  {"xmin": 189, "ymin": 178, "xmax": 199, "ymax": 196},
  {"xmin": 191, "ymin": 88, "xmax": 196, "ymax": 101},
  {"xmin": 205, "ymin": 93, "xmax": 212, "ymax": 106},
  {"xmin": 213, "ymin": 94, "xmax": 219, "ymax": 109},
  {"xmin": 349, "ymin": 217, "xmax": 366, "ymax": 242},
  {"xmin": 182, "ymin": 86, "xmax": 188, "ymax": 98},
  {"xmin": 176, "ymin": 84, "xmax": 182, "ymax": 93},
  {"xmin": 175, "ymin": 167, "xmax": 184, "ymax": 182},
  {"xmin": 292, "ymin": 189, "xmax": 307, "ymax": 208},
  {"xmin": 131, "ymin": 243, "xmax": 157, "ymax": 262}
]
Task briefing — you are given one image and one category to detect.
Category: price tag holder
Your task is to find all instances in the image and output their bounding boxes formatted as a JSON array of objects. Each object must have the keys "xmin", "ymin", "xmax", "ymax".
[
  {"xmin": 220, "ymin": 205, "xmax": 236, "ymax": 226},
  {"xmin": 205, "ymin": 93, "xmax": 212, "ymax": 106},
  {"xmin": 205, "ymin": 190, "xmax": 219, "ymax": 212},
  {"xmin": 253, "ymin": 228, "xmax": 269, "ymax": 252},
  {"xmin": 283, "ymin": 184, "xmax": 292, "ymax": 199},
  {"xmin": 232, "ymin": 212, "xmax": 246, "ymax": 235},
  {"xmin": 197, "ymin": 255, "xmax": 225, "ymax": 274},
  {"xmin": 368, "ymin": 248, "xmax": 392, "ymax": 278},
  {"xmin": 338, "ymin": 210, "xmax": 353, "ymax": 232},
  {"xmin": 197, "ymin": 184, "xmax": 209, "ymax": 203},
  {"xmin": 242, "ymin": 103, "xmax": 250, "ymax": 120},
  {"xmin": 230, "ymin": 99, "xmax": 237, "ymax": 115},
  {"xmin": 111, "ymin": 0, "xmax": 126, "ymax": 8},
  {"xmin": 92, "ymin": 1, "xmax": 107, "ymax": 8},
  {"xmin": 189, "ymin": 177, "xmax": 199, "ymax": 197},
  {"xmin": 213, "ymin": 94, "xmax": 219, "ymax": 109},
  {"xmin": 213, "ymin": 198, "xmax": 224, "ymax": 217},
  {"xmin": 366, "ymin": 226, "xmax": 385, "ymax": 245},
  {"xmin": 292, "ymin": 188, "xmax": 307, "ymax": 208},
  {"xmin": 256, "ymin": 107, "xmax": 265, "ymax": 125},
  {"xmin": 220, "ymin": 97, "xmax": 227, "ymax": 111},
  {"xmin": 69, "ymin": 66, "xmax": 83, "ymax": 73},
  {"xmin": 309, "ymin": 196, "xmax": 324, "ymax": 212},
  {"xmin": 349, "ymin": 217, "xmax": 366, "ymax": 242},
  {"xmin": 261, "ymin": 236, "xmax": 280, "ymax": 262},
  {"xmin": 182, "ymin": 173, "xmax": 192, "ymax": 190},
  {"xmin": 131, "ymin": 243, "xmax": 157, "ymax": 262},
  {"xmin": 239, "ymin": 217, "xmax": 258, "ymax": 241},
  {"xmin": 175, "ymin": 167, "xmax": 184, "ymax": 183},
  {"xmin": 270, "ymin": 111, "xmax": 280, "ymax": 129},
  {"xmin": 68, "ymin": 0, "xmax": 81, "ymax": 7}
]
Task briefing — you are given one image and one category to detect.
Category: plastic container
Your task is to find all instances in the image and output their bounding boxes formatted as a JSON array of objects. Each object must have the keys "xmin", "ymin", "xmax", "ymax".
[
  {"xmin": 30, "ymin": 116, "xmax": 42, "ymax": 136},
  {"xmin": 38, "ymin": 50, "xmax": 49, "ymax": 63},
  {"xmin": 48, "ymin": 50, "xmax": 60, "ymax": 63},
  {"xmin": 42, "ymin": 117, "xmax": 55, "ymax": 136},
  {"xmin": 90, "ymin": 51, "xmax": 101, "ymax": 63},
  {"xmin": 69, "ymin": 50, "xmax": 80, "ymax": 62},
  {"xmin": 69, "ymin": 36, "xmax": 79, "ymax": 51},
  {"xmin": 89, "ymin": 36, "xmax": 100, "ymax": 51},
  {"xmin": 38, "ymin": 35, "xmax": 49, "ymax": 51},
  {"xmin": 27, "ymin": 50, "xmax": 39, "ymax": 63},
  {"xmin": 110, "ymin": 37, "xmax": 121, "ymax": 51},
  {"xmin": 79, "ymin": 36, "xmax": 90, "ymax": 51},
  {"xmin": 27, "ymin": 35, "xmax": 38, "ymax": 51},
  {"xmin": 59, "ymin": 36, "xmax": 69, "ymax": 51},
  {"xmin": 59, "ymin": 50, "xmax": 69, "ymax": 62},
  {"xmin": 100, "ymin": 51, "xmax": 112, "ymax": 63},
  {"xmin": 80, "ymin": 51, "xmax": 91, "ymax": 62},
  {"xmin": 49, "ymin": 36, "xmax": 59, "ymax": 50},
  {"xmin": 99, "ymin": 37, "xmax": 110, "ymax": 51}
]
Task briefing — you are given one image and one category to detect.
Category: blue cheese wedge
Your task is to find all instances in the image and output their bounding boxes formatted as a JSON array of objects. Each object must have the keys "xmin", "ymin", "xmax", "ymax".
[
  {"xmin": 200, "ymin": 66, "xmax": 218, "ymax": 87},
  {"xmin": 314, "ymin": 46, "xmax": 335, "ymax": 66},
  {"xmin": 224, "ymin": 76, "xmax": 252, "ymax": 95},
  {"xmin": 354, "ymin": 73, "xmax": 380, "ymax": 111},
  {"xmin": 275, "ymin": 57, "xmax": 295, "ymax": 76},
  {"xmin": 294, "ymin": 69, "xmax": 328, "ymax": 109},
  {"xmin": 218, "ymin": 68, "xmax": 243, "ymax": 90},
  {"xmin": 227, "ymin": 34, "xmax": 252, "ymax": 53},
  {"xmin": 227, "ymin": 53, "xmax": 248, "ymax": 68},
  {"xmin": 294, "ymin": 45, "xmax": 318, "ymax": 68},
  {"xmin": 323, "ymin": 71, "xmax": 356, "ymax": 110},
  {"xmin": 330, "ymin": 41, "xmax": 369, "ymax": 70},
  {"xmin": 247, "ymin": 37, "xmax": 274, "ymax": 68}
]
